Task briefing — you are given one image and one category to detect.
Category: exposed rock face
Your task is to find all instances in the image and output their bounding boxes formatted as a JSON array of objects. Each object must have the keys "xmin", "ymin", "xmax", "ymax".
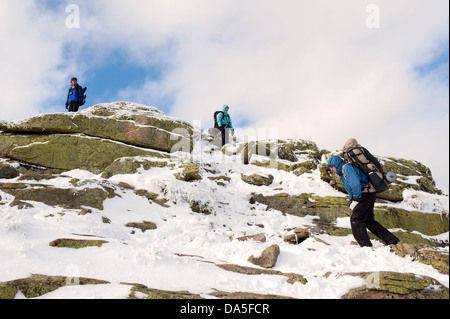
[
  {"xmin": 1, "ymin": 183, "xmax": 111, "ymax": 210},
  {"xmin": 0, "ymin": 102, "xmax": 194, "ymax": 153},
  {"xmin": 341, "ymin": 271, "xmax": 449, "ymax": 299},
  {"xmin": 374, "ymin": 206, "xmax": 449, "ymax": 236},
  {"xmin": 0, "ymin": 275, "xmax": 109, "ymax": 299},
  {"xmin": 252, "ymin": 193, "xmax": 351, "ymax": 223},
  {"xmin": 252, "ymin": 192, "xmax": 448, "ymax": 236},
  {"xmin": 0, "ymin": 102, "xmax": 190, "ymax": 175},
  {"xmin": 101, "ymin": 156, "xmax": 170, "ymax": 179},
  {"xmin": 1, "ymin": 134, "xmax": 168, "ymax": 174},
  {"xmin": 390, "ymin": 243, "xmax": 449, "ymax": 275},
  {"xmin": 0, "ymin": 102, "xmax": 195, "ymax": 210}
]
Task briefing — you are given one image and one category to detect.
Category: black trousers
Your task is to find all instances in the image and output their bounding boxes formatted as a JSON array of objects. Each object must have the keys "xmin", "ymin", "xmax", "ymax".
[
  {"xmin": 68, "ymin": 101, "xmax": 80, "ymax": 112},
  {"xmin": 351, "ymin": 193, "xmax": 399, "ymax": 247},
  {"xmin": 219, "ymin": 126, "xmax": 229, "ymax": 147}
]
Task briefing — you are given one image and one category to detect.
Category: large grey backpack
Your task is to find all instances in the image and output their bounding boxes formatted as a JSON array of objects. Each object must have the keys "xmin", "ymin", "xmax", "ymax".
[{"xmin": 342, "ymin": 138, "xmax": 396, "ymax": 194}]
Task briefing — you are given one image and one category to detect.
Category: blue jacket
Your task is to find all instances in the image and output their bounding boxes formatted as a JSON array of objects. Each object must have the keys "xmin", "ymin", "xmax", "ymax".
[
  {"xmin": 67, "ymin": 84, "xmax": 83, "ymax": 105},
  {"xmin": 327, "ymin": 156, "xmax": 368, "ymax": 202},
  {"xmin": 216, "ymin": 105, "xmax": 233, "ymax": 128}
]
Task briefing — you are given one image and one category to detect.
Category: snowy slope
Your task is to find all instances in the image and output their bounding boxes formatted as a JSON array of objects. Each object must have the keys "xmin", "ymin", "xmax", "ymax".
[{"xmin": 0, "ymin": 119, "xmax": 448, "ymax": 299}]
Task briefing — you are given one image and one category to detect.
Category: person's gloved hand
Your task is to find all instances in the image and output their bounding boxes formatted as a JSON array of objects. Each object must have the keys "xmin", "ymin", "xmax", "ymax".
[{"xmin": 349, "ymin": 201, "xmax": 359, "ymax": 211}]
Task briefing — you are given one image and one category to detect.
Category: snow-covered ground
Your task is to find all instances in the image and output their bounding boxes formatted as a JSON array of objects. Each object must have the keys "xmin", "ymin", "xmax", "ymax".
[{"xmin": 0, "ymin": 136, "xmax": 448, "ymax": 299}]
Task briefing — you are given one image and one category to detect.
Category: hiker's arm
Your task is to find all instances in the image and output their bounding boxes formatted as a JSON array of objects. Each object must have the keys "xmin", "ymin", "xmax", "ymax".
[
  {"xmin": 344, "ymin": 165, "xmax": 363, "ymax": 201},
  {"xmin": 228, "ymin": 117, "xmax": 233, "ymax": 129},
  {"xmin": 217, "ymin": 113, "xmax": 224, "ymax": 127}
]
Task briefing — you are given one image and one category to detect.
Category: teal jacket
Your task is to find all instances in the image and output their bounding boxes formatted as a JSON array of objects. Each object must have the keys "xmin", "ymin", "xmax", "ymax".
[{"xmin": 217, "ymin": 105, "xmax": 233, "ymax": 129}]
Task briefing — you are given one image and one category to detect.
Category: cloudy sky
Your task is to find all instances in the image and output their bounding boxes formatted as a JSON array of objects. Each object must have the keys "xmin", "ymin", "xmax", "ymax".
[{"xmin": 0, "ymin": 0, "xmax": 448, "ymax": 192}]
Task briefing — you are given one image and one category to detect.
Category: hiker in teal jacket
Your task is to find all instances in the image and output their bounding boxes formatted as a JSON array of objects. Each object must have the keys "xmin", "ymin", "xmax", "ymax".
[
  {"xmin": 216, "ymin": 105, "xmax": 233, "ymax": 129},
  {"xmin": 327, "ymin": 155, "xmax": 399, "ymax": 247},
  {"xmin": 216, "ymin": 105, "xmax": 234, "ymax": 146}
]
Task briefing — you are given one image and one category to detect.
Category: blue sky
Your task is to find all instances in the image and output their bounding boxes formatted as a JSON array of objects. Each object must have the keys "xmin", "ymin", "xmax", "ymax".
[
  {"xmin": 0, "ymin": 0, "xmax": 448, "ymax": 192},
  {"xmin": 414, "ymin": 43, "xmax": 449, "ymax": 81},
  {"xmin": 62, "ymin": 49, "xmax": 168, "ymax": 111}
]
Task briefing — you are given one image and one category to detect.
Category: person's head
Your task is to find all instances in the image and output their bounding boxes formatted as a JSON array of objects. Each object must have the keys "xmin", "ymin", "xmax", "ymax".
[
  {"xmin": 222, "ymin": 104, "xmax": 229, "ymax": 112},
  {"xmin": 71, "ymin": 77, "xmax": 78, "ymax": 85},
  {"xmin": 327, "ymin": 156, "xmax": 345, "ymax": 175}
]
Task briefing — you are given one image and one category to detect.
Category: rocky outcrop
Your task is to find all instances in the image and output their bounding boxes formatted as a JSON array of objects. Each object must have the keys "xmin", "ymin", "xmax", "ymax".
[
  {"xmin": 248, "ymin": 244, "xmax": 280, "ymax": 269},
  {"xmin": 341, "ymin": 271, "xmax": 449, "ymax": 299},
  {"xmin": 0, "ymin": 134, "xmax": 168, "ymax": 174},
  {"xmin": 0, "ymin": 102, "xmax": 194, "ymax": 153},
  {"xmin": 0, "ymin": 102, "xmax": 195, "ymax": 176},
  {"xmin": 0, "ymin": 275, "xmax": 109, "ymax": 299},
  {"xmin": 101, "ymin": 156, "xmax": 170, "ymax": 179},
  {"xmin": 223, "ymin": 138, "xmax": 442, "ymax": 202},
  {"xmin": 224, "ymin": 139, "xmax": 323, "ymax": 176},
  {"xmin": 174, "ymin": 162, "xmax": 202, "ymax": 182},
  {"xmin": 241, "ymin": 173, "xmax": 274, "ymax": 186},
  {"xmin": 374, "ymin": 206, "xmax": 449, "ymax": 236},
  {"xmin": 0, "ymin": 102, "xmax": 197, "ymax": 211},
  {"xmin": 252, "ymin": 193, "xmax": 449, "ymax": 237},
  {"xmin": 390, "ymin": 243, "xmax": 449, "ymax": 275},
  {"xmin": 251, "ymin": 193, "xmax": 351, "ymax": 223},
  {"xmin": 1, "ymin": 182, "xmax": 112, "ymax": 210}
]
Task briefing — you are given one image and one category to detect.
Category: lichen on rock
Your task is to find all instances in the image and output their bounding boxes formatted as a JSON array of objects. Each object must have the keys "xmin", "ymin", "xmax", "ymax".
[
  {"xmin": 341, "ymin": 271, "xmax": 449, "ymax": 299},
  {"xmin": 49, "ymin": 238, "xmax": 108, "ymax": 249},
  {"xmin": 0, "ymin": 102, "xmax": 195, "ymax": 153},
  {"xmin": 241, "ymin": 173, "xmax": 274, "ymax": 186},
  {"xmin": 0, "ymin": 275, "xmax": 109, "ymax": 299},
  {"xmin": 174, "ymin": 162, "xmax": 202, "ymax": 182}
]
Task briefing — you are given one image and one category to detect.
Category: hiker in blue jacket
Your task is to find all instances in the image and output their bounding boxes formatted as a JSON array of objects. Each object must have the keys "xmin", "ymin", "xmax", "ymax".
[
  {"xmin": 216, "ymin": 105, "xmax": 234, "ymax": 146},
  {"xmin": 65, "ymin": 77, "xmax": 84, "ymax": 112},
  {"xmin": 327, "ymin": 155, "xmax": 399, "ymax": 247}
]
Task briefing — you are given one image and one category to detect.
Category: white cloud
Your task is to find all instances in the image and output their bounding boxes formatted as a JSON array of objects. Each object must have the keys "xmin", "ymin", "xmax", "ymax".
[
  {"xmin": 0, "ymin": 0, "xmax": 448, "ymax": 192},
  {"xmin": 0, "ymin": 0, "xmax": 78, "ymax": 117}
]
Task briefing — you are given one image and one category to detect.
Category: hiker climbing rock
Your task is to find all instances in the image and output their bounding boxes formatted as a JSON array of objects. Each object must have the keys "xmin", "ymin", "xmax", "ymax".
[
  {"xmin": 65, "ymin": 77, "xmax": 86, "ymax": 112},
  {"xmin": 327, "ymin": 153, "xmax": 400, "ymax": 248},
  {"xmin": 214, "ymin": 105, "xmax": 234, "ymax": 147}
]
